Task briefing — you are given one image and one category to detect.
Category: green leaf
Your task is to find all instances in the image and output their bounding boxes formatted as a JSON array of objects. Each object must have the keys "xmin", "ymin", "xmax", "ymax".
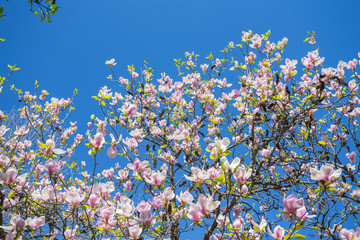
[{"xmin": 318, "ymin": 141, "xmax": 326, "ymax": 146}]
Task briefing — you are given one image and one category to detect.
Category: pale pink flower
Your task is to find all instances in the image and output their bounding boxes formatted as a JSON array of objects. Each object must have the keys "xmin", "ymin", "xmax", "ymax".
[
  {"xmin": 102, "ymin": 167, "xmax": 114, "ymax": 178},
  {"xmin": 123, "ymin": 137, "xmax": 138, "ymax": 149},
  {"xmin": 161, "ymin": 187, "xmax": 175, "ymax": 203},
  {"xmin": 121, "ymin": 103, "xmax": 138, "ymax": 116},
  {"xmin": 26, "ymin": 216, "xmax": 45, "ymax": 230},
  {"xmin": 282, "ymin": 194, "xmax": 305, "ymax": 220},
  {"xmin": 145, "ymin": 170, "xmax": 166, "ymax": 186},
  {"xmin": 184, "ymin": 167, "xmax": 209, "ymax": 184},
  {"xmin": 196, "ymin": 194, "xmax": 220, "ymax": 216},
  {"xmin": 87, "ymin": 194, "xmax": 100, "ymax": 207},
  {"xmin": 251, "ymin": 218, "xmax": 267, "ymax": 233},
  {"xmin": 339, "ymin": 228, "xmax": 360, "ymax": 240},
  {"xmin": 45, "ymin": 159, "xmax": 63, "ymax": 174},
  {"xmin": 66, "ymin": 190, "xmax": 85, "ymax": 207},
  {"xmin": 129, "ymin": 128, "xmax": 145, "ymax": 139},
  {"xmin": 310, "ymin": 165, "xmax": 341, "ymax": 183},
  {"xmin": 117, "ymin": 196, "xmax": 135, "ymax": 217},
  {"xmin": 105, "ymin": 58, "xmax": 116, "ymax": 67},
  {"xmin": 268, "ymin": 225, "xmax": 285, "ymax": 239},
  {"xmin": 176, "ymin": 191, "xmax": 194, "ymax": 205},
  {"xmin": 221, "ymin": 156, "xmax": 240, "ymax": 173},
  {"xmin": 139, "ymin": 210, "xmax": 155, "ymax": 226},
  {"xmin": 0, "ymin": 167, "xmax": 17, "ymax": 184},
  {"xmin": 88, "ymin": 132, "xmax": 105, "ymax": 149},
  {"xmin": 233, "ymin": 165, "xmax": 252, "ymax": 185},
  {"xmin": 129, "ymin": 225, "xmax": 142, "ymax": 239},
  {"xmin": 187, "ymin": 204, "xmax": 203, "ymax": 222},
  {"xmin": 14, "ymin": 125, "xmax": 29, "ymax": 136},
  {"xmin": 42, "ymin": 138, "xmax": 66, "ymax": 155},
  {"xmin": 346, "ymin": 151, "xmax": 356, "ymax": 163},
  {"xmin": 136, "ymin": 200, "xmax": 151, "ymax": 213}
]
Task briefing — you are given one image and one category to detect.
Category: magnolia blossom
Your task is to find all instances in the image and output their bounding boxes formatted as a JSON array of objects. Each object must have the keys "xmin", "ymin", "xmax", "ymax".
[
  {"xmin": 187, "ymin": 194, "xmax": 220, "ymax": 222},
  {"xmin": 268, "ymin": 225, "xmax": 285, "ymax": 239},
  {"xmin": 66, "ymin": 189, "xmax": 85, "ymax": 207},
  {"xmin": 139, "ymin": 210, "xmax": 155, "ymax": 226},
  {"xmin": 339, "ymin": 228, "xmax": 360, "ymax": 240},
  {"xmin": 88, "ymin": 132, "xmax": 105, "ymax": 149},
  {"xmin": 0, "ymin": 167, "xmax": 17, "ymax": 184},
  {"xmin": 233, "ymin": 165, "xmax": 252, "ymax": 185},
  {"xmin": 196, "ymin": 194, "xmax": 220, "ymax": 216},
  {"xmin": 221, "ymin": 156, "xmax": 240, "ymax": 173},
  {"xmin": 123, "ymin": 137, "xmax": 139, "ymax": 149},
  {"xmin": 129, "ymin": 225, "xmax": 142, "ymax": 239},
  {"xmin": 105, "ymin": 58, "xmax": 117, "ymax": 67},
  {"xmin": 145, "ymin": 170, "xmax": 166, "ymax": 186},
  {"xmin": 26, "ymin": 216, "xmax": 45, "ymax": 230},
  {"xmin": 251, "ymin": 218, "xmax": 267, "ymax": 234},
  {"xmin": 282, "ymin": 194, "xmax": 306, "ymax": 220},
  {"xmin": 45, "ymin": 159, "xmax": 63, "ymax": 175},
  {"xmin": 184, "ymin": 167, "xmax": 209, "ymax": 184},
  {"xmin": 310, "ymin": 165, "xmax": 341, "ymax": 183},
  {"xmin": 161, "ymin": 187, "xmax": 175, "ymax": 203},
  {"xmin": 40, "ymin": 139, "xmax": 66, "ymax": 155},
  {"xmin": 214, "ymin": 137, "xmax": 230, "ymax": 153},
  {"xmin": 176, "ymin": 191, "xmax": 194, "ymax": 205}
]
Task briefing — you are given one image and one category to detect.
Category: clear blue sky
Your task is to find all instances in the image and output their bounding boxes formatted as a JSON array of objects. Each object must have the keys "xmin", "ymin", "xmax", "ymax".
[{"xmin": 1, "ymin": 0, "xmax": 360, "ymax": 238}]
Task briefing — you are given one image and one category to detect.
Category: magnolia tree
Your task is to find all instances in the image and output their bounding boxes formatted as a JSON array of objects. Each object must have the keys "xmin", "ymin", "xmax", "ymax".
[{"xmin": 1, "ymin": 30, "xmax": 360, "ymax": 240}]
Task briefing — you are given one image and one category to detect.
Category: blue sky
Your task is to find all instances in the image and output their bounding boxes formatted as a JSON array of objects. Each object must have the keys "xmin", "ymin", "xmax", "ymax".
[{"xmin": 1, "ymin": 0, "xmax": 360, "ymax": 238}]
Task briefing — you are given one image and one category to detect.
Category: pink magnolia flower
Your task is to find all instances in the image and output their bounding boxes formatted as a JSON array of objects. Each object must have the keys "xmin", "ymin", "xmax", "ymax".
[
  {"xmin": 87, "ymin": 194, "xmax": 100, "ymax": 207},
  {"xmin": 145, "ymin": 170, "xmax": 166, "ymax": 186},
  {"xmin": 117, "ymin": 196, "xmax": 135, "ymax": 217},
  {"xmin": 129, "ymin": 225, "xmax": 142, "ymax": 239},
  {"xmin": 105, "ymin": 58, "xmax": 116, "ymax": 67},
  {"xmin": 282, "ymin": 194, "xmax": 305, "ymax": 220},
  {"xmin": 221, "ymin": 156, "xmax": 240, "ymax": 173},
  {"xmin": 45, "ymin": 159, "xmax": 63, "ymax": 175},
  {"xmin": 268, "ymin": 225, "xmax": 285, "ymax": 239},
  {"xmin": 14, "ymin": 125, "xmax": 29, "ymax": 136},
  {"xmin": 26, "ymin": 216, "xmax": 45, "ymax": 230},
  {"xmin": 88, "ymin": 132, "xmax": 105, "ymax": 149},
  {"xmin": 346, "ymin": 151, "xmax": 356, "ymax": 163},
  {"xmin": 66, "ymin": 189, "xmax": 85, "ymax": 207},
  {"xmin": 176, "ymin": 191, "xmax": 194, "ymax": 205},
  {"xmin": 139, "ymin": 210, "xmax": 155, "ymax": 226},
  {"xmin": 102, "ymin": 167, "xmax": 114, "ymax": 178},
  {"xmin": 339, "ymin": 228, "xmax": 360, "ymax": 240},
  {"xmin": 136, "ymin": 200, "xmax": 151, "ymax": 213},
  {"xmin": 251, "ymin": 218, "xmax": 267, "ymax": 233},
  {"xmin": 123, "ymin": 137, "xmax": 138, "ymax": 149},
  {"xmin": 0, "ymin": 167, "xmax": 17, "ymax": 184},
  {"xmin": 121, "ymin": 103, "xmax": 138, "ymax": 116},
  {"xmin": 127, "ymin": 158, "xmax": 149, "ymax": 172},
  {"xmin": 161, "ymin": 187, "xmax": 175, "ymax": 203},
  {"xmin": 40, "ymin": 139, "xmax": 66, "ymax": 155},
  {"xmin": 184, "ymin": 167, "xmax": 209, "ymax": 184},
  {"xmin": 196, "ymin": 194, "xmax": 220, "ymax": 216},
  {"xmin": 233, "ymin": 165, "xmax": 252, "ymax": 185},
  {"xmin": 310, "ymin": 165, "xmax": 341, "ymax": 183},
  {"xmin": 187, "ymin": 204, "xmax": 203, "ymax": 222}
]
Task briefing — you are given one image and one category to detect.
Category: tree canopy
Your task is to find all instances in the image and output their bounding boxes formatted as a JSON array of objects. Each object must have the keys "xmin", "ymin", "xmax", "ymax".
[{"xmin": 0, "ymin": 30, "xmax": 360, "ymax": 239}]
